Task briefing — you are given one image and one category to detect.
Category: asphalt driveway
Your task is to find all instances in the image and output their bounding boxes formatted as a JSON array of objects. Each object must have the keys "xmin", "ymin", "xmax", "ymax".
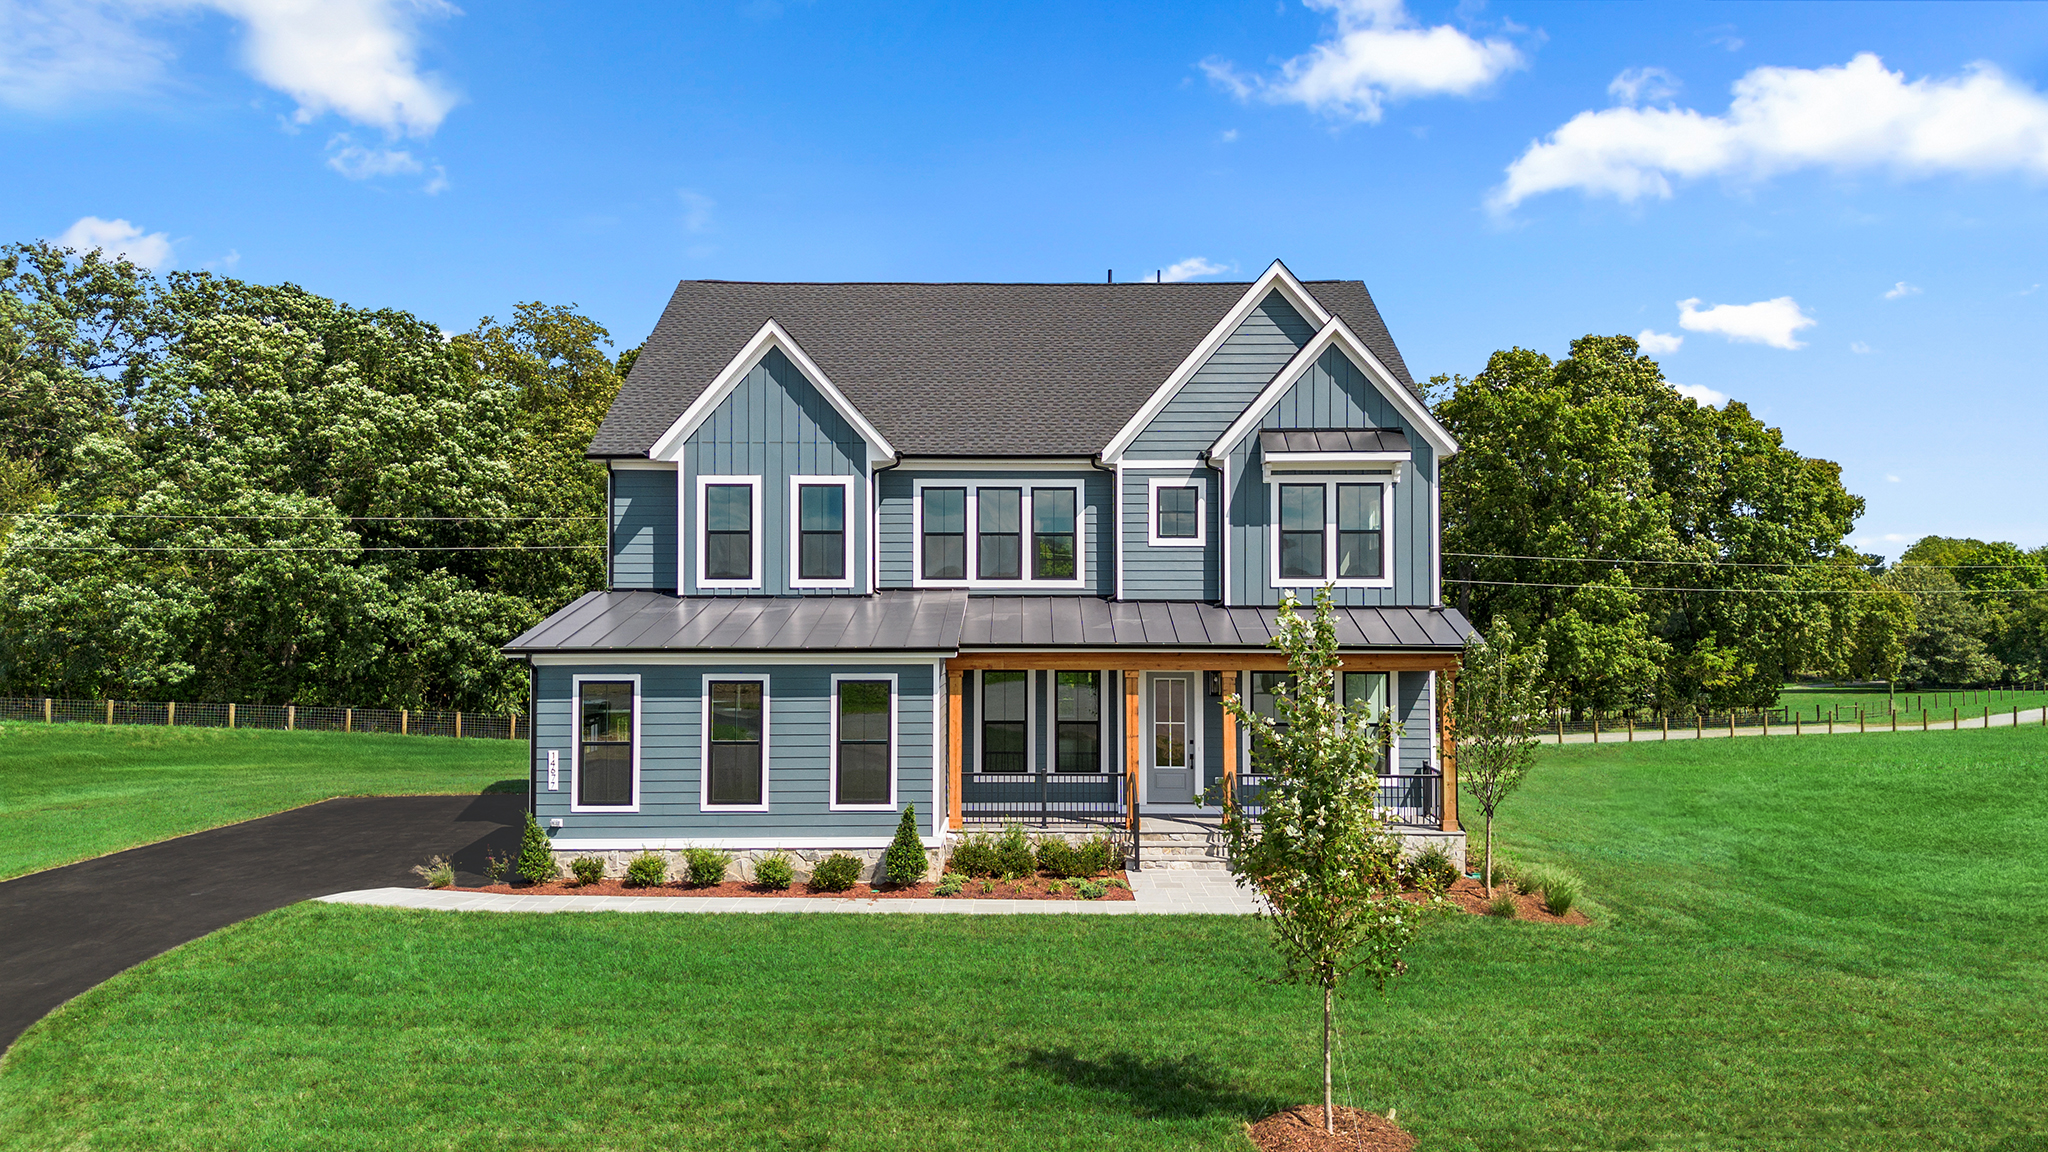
[{"xmin": 0, "ymin": 793, "xmax": 525, "ymax": 1052}]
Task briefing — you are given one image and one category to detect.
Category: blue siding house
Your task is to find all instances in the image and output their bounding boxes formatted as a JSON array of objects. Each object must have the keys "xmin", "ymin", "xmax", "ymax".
[{"xmin": 505, "ymin": 261, "xmax": 1473, "ymax": 877}]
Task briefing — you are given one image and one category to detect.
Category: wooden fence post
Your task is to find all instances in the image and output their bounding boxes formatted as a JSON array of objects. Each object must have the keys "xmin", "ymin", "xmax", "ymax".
[
  {"xmin": 1662, "ymin": 714, "xmax": 1669, "ymax": 740},
  {"xmin": 401, "ymin": 709, "xmax": 409, "ymax": 736},
  {"xmin": 1952, "ymin": 707, "xmax": 1958, "ymax": 730},
  {"xmin": 105, "ymin": 699, "xmax": 114, "ymax": 725},
  {"xmin": 167, "ymin": 701, "xmax": 175, "ymax": 726},
  {"xmin": 455, "ymin": 711, "xmax": 463, "ymax": 739},
  {"xmin": 43, "ymin": 697, "xmax": 52, "ymax": 723},
  {"xmin": 228, "ymin": 702, "xmax": 236, "ymax": 729},
  {"xmin": 1795, "ymin": 715, "xmax": 1802, "ymax": 737},
  {"xmin": 1728, "ymin": 713, "xmax": 1736, "ymax": 739},
  {"xmin": 1762, "ymin": 711, "xmax": 1769, "ymax": 738},
  {"xmin": 1627, "ymin": 715, "xmax": 1635, "ymax": 742},
  {"xmin": 345, "ymin": 707, "xmax": 352, "ymax": 733},
  {"xmin": 510, "ymin": 713, "xmax": 517, "ymax": 741},
  {"xmin": 1592, "ymin": 716, "xmax": 1599, "ymax": 744},
  {"xmin": 1695, "ymin": 714, "xmax": 1702, "ymax": 740},
  {"xmin": 287, "ymin": 704, "xmax": 296, "ymax": 731},
  {"xmin": 1557, "ymin": 715, "xmax": 1564, "ymax": 744},
  {"xmin": 1858, "ymin": 711, "xmax": 1864, "ymax": 734}
]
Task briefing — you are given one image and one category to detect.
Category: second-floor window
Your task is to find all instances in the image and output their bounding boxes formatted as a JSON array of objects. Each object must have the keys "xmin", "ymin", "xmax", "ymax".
[
  {"xmin": 793, "ymin": 477, "xmax": 854, "ymax": 587},
  {"xmin": 1278, "ymin": 484, "xmax": 1325, "ymax": 580},
  {"xmin": 699, "ymin": 476, "xmax": 761, "ymax": 588},
  {"xmin": 1032, "ymin": 487, "xmax": 1077, "ymax": 579},
  {"xmin": 978, "ymin": 487, "xmax": 1022, "ymax": 579},
  {"xmin": 922, "ymin": 487, "xmax": 967, "ymax": 580},
  {"xmin": 1271, "ymin": 477, "xmax": 1394, "ymax": 589},
  {"xmin": 916, "ymin": 482, "xmax": 1086, "ymax": 587}
]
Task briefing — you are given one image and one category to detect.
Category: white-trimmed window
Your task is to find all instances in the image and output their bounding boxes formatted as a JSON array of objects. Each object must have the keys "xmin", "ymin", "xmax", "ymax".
[
  {"xmin": 977, "ymin": 670, "xmax": 1031, "ymax": 773},
  {"xmin": 571, "ymin": 674, "xmax": 640, "ymax": 812},
  {"xmin": 1269, "ymin": 476, "xmax": 1393, "ymax": 589},
  {"xmin": 1053, "ymin": 670, "xmax": 1105, "ymax": 774},
  {"xmin": 696, "ymin": 475, "xmax": 763, "ymax": 589},
  {"xmin": 830, "ymin": 674, "xmax": 896, "ymax": 809},
  {"xmin": 914, "ymin": 480, "xmax": 1087, "ymax": 588},
  {"xmin": 790, "ymin": 475, "xmax": 856, "ymax": 589},
  {"xmin": 1147, "ymin": 477, "xmax": 1205, "ymax": 547},
  {"xmin": 701, "ymin": 675, "xmax": 769, "ymax": 810}
]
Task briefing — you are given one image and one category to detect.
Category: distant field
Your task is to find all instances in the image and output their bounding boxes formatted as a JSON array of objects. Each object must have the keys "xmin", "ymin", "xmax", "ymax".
[
  {"xmin": 0, "ymin": 723, "xmax": 523, "ymax": 880},
  {"xmin": 1776, "ymin": 683, "xmax": 2048, "ymax": 725}
]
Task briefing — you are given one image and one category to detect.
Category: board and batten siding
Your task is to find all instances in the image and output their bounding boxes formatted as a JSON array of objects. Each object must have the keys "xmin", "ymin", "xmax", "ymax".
[
  {"xmin": 876, "ymin": 468, "xmax": 1113, "ymax": 595},
  {"xmin": 1120, "ymin": 469, "xmax": 1219, "ymax": 600},
  {"xmin": 610, "ymin": 467, "xmax": 679, "ymax": 591},
  {"xmin": 1123, "ymin": 290, "xmax": 1316, "ymax": 459},
  {"xmin": 681, "ymin": 347, "xmax": 870, "ymax": 596},
  {"xmin": 534, "ymin": 661, "xmax": 939, "ymax": 843},
  {"xmin": 1223, "ymin": 344, "xmax": 1436, "ymax": 608}
]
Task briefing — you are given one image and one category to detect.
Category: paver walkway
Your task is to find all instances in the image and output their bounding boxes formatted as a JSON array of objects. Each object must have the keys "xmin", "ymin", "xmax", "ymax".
[
  {"xmin": 318, "ymin": 867, "xmax": 1264, "ymax": 916},
  {"xmin": 0, "ymin": 793, "xmax": 525, "ymax": 1052}
]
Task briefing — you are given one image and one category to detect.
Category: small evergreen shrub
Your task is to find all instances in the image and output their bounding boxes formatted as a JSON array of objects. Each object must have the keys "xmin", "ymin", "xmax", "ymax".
[
  {"xmin": 410, "ymin": 855, "xmax": 454, "ymax": 889},
  {"xmin": 934, "ymin": 872, "xmax": 966, "ymax": 897},
  {"xmin": 683, "ymin": 847, "xmax": 733, "ymax": 886},
  {"xmin": 1486, "ymin": 894, "xmax": 1518, "ymax": 918},
  {"xmin": 1077, "ymin": 879, "xmax": 1108, "ymax": 900},
  {"xmin": 754, "ymin": 853, "xmax": 794, "ymax": 890},
  {"xmin": 1035, "ymin": 838, "xmax": 1082, "ymax": 879},
  {"xmin": 883, "ymin": 805, "xmax": 929, "ymax": 886},
  {"xmin": 812, "ymin": 853, "xmax": 862, "ymax": 892},
  {"xmin": 1405, "ymin": 843, "xmax": 1460, "ymax": 895},
  {"xmin": 569, "ymin": 856, "xmax": 604, "ymax": 886},
  {"xmin": 1076, "ymin": 835, "xmax": 1117, "ymax": 877},
  {"xmin": 516, "ymin": 810, "xmax": 558, "ymax": 885},
  {"xmin": 948, "ymin": 835, "xmax": 1001, "ymax": 878},
  {"xmin": 995, "ymin": 822, "xmax": 1036, "ymax": 877},
  {"xmin": 624, "ymin": 852, "xmax": 668, "ymax": 888}
]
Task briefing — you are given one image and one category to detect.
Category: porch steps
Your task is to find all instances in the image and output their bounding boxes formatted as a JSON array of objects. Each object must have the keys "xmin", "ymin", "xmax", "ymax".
[{"xmin": 1131, "ymin": 821, "xmax": 1230, "ymax": 871}]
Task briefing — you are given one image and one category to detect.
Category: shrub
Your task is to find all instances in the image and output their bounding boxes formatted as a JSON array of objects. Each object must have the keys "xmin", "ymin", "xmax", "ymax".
[
  {"xmin": 1536, "ymin": 868, "xmax": 1582, "ymax": 916},
  {"xmin": 754, "ymin": 853, "xmax": 794, "ymax": 890},
  {"xmin": 934, "ymin": 872, "xmax": 965, "ymax": 897},
  {"xmin": 1077, "ymin": 879, "xmax": 1108, "ymax": 900},
  {"xmin": 682, "ymin": 847, "xmax": 732, "ymax": 886},
  {"xmin": 948, "ymin": 835, "xmax": 1001, "ymax": 878},
  {"xmin": 1359, "ymin": 830, "xmax": 1404, "ymax": 890},
  {"xmin": 1035, "ymin": 838, "xmax": 1082, "ymax": 879},
  {"xmin": 1046, "ymin": 880, "xmax": 1066, "ymax": 896},
  {"xmin": 812, "ymin": 853, "xmax": 863, "ymax": 892},
  {"xmin": 1076, "ymin": 835, "xmax": 1118, "ymax": 877},
  {"xmin": 996, "ymin": 822, "xmax": 1037, "ymax": 877},
  {"xmin": 410, "ymin": 855, "xmax": 454, "ymax": 889},
  {"xmin": 1405, "ymin": 842, "xmax": 1460, "ymax": 895},
  {"xmin": 624, "ymin": 852, "xmax": 668, "ymax": 888},
  {"xmin": 515, "ymin": 810, "xmax": 558, "ymax": 885},
  {"xmin": 1486, "ymin": 894, "xmax": 1518, "ymax": 919},
  {"xmin": 569, "ymin": 856, "xmax": 604, "ymax": 886},
  {"xmin": 1475, "ymin": 852, "xmax": 1514, "ymax": 890},
  {"xmin": 482, "ymin": 851, "xmax": 510, "ymax": 883},
  {"xmin": 884, "ymin": 805, "xmax": 929, "ymax": 886}
]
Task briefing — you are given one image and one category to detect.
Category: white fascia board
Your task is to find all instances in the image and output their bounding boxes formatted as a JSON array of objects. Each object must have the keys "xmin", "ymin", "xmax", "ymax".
[
  {"xmin": 648, "ymin": 320, "xmax": 896, "ymax": 464},
  {"xmin": 1207, "ymin": 317, "xmax": 1460, "ymax": 461},
  {"xmin": 1099, "ymin": 259, "xmax": 1333, "ymax": 464}
]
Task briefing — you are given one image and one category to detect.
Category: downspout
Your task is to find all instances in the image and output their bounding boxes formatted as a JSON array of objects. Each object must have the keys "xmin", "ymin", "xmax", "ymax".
[{"xmin": 526, "ymin": 658, "xmax": 538, "ymax": 819}]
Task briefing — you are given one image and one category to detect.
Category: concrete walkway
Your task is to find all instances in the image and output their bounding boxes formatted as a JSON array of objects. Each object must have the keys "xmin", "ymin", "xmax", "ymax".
[
  {"xmin": 1545, "ymin": 703, "xmax": 2048, "ymax": 744},
  {"xmin": 318, "ymin": 867, "xmax": 1264, "ymax": 916}
]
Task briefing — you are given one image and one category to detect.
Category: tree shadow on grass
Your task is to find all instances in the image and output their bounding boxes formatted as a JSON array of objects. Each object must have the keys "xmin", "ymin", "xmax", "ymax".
[{"xmin": 1010, "ymin": 1047, "xmax": 1278, "ymax": 1121}]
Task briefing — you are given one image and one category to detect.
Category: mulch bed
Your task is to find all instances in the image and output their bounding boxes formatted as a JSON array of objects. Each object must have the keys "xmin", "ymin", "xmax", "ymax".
[
  {"xmin": 1421, "ymin": 875, "xmax": 1591, "ymax": 925},
  {"xmin": 1247, "ymin": 1105, "xmax": 1416, "ymax": 1152},
  {"xmin": 451, "ymin": 872, "xmax": 1134, "ymax": 901}
]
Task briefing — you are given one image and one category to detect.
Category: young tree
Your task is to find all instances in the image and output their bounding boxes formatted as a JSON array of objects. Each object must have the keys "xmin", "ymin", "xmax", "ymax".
[
  {"xmin": 1452, "ymin": 620, "xmax": 1548, "ymax": 898},
  {"xmin": 1218, "ymin": 587, "xmax": 1440, "ymax": 1134}
]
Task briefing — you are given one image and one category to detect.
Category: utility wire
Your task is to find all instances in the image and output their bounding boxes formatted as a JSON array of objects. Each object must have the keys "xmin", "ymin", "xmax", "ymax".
[
  {"xmin": 7, "ymin": 544, "xmax": 602, "ymax": 553},
  {"xmin": 1444, "ymin": 551, "xmax": 2044, "ymax": 571},
  {"xmin": 1447, "ymin": 577, "xmax": 2036, "ymax": 596}
]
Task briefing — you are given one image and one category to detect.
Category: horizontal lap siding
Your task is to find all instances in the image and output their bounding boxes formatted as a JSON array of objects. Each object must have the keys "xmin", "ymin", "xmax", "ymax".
[
  {"xmin": 610, "ymin": 468, "xmax": 678, "ymax": 590},
  {"xmin": 1120, "ymin": 469, "xmax": 1219, "ymax": 600},
  {"xmin": 1125, "ymin": 292, "xmax": 1313, "ymax": 458},
  {"xmin": 535, "ymin": 662, "xmax": 936, "ymax": 840},
  {"xmin": 1226, "ymin": 345, "xmax": 1436, "ymax": 608},
  {"xmin": 876, "ymin": 468, "xmax": 1112, "ymax": 595},
  {"xmin": 683, "ymin": 348, "xmax": 869, "ymax": 596}
]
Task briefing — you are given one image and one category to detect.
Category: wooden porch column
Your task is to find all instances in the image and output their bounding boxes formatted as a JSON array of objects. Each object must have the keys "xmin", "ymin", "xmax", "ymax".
[
  {"xmin": 1439, "ymin": 670, "xmax": 1460, "ymax": 833},
  {"xmin": 1219, "ymin": 670, "xmax": 1239, "ymax": 803},
  {"xmin": 1124, "ymin": 670, "xmax": 1142, "ymax": 830},
  {"xmin": 947, "ymin": 669, "xmax": 964, "ymax": 831}
]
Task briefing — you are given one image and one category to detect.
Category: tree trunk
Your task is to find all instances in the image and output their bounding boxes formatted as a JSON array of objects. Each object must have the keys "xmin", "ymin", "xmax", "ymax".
[
  {"xmin": 1323, "ymin": 979, "xmax": 1335, "ymax": 1133},
  {"xmin": 1483, "ymin": 813, "xmax": 1495, "ymax": 900}
]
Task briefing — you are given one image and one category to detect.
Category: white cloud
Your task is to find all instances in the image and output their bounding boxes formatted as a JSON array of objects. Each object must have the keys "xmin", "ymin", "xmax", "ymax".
[
  {"xmin": 1636, "ymin": 328, "xmax": 1683, "ymax": 354},
  {"xmin": 1608, "ymin": 66, "xmax": 1678, "ymax": 105},
  {"xmin": 678, "ymin": 190, "xmax": 715, "ymax": 233},
  {"xmin": 1158, "ymin": 257, "xmax": 1227, "ymax": 283},
  {"xmin": 52, "ymin": 215, "xmax": 173, "ymax": 270},
  {"xmin": 423, "ymin": 164, "xmax": 448, "ymax": 194},
  {"xmin": 1493, "ymin": 53, "xmax": 2048, "ymax": 211},
  {"xmin": 1219, "ymin": 128, "xmax": 1239, "ymax": 143},
  {"xmin": 325, "ymin": 134, "xmax": 421, "ymax": 178},
  {"xmin": 1672, "ymin": 382, "xmax": 1727, "ymax": 407},
  {"xmin": 1885, "ymin": 474, "xmax": 1901, "ymax": 483},
  {"xmin": 1202, "ymin": 0, "xmax": 1523, "ymax": 123},
  {"xmin": 1677, "ymin": 296, "xmax": 1815, "ymax": 350},
  {"xmin": 1883, "ymin": 281, "xmax": 1920, "ymax": 299},
  {"xmin": 1850, "ymin": 341, "xmax": 1873, "ymax": 354},
  {"xmin": 0, "ymin": 0, "xmax": 174, "ymax": 109}
]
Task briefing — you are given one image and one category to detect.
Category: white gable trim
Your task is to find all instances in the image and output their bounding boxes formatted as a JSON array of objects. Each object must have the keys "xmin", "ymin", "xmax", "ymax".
[
  {"xmin": 1099, "ymin": 259, "xmax": 1333, "ymax": 464},
  {"xmin": 648, "ymin": 320, "xmax": 896, "ymax": 464},
  {"xmin": 1206, "ymin": 316, "xmax": 1460, "ymax": 461}
]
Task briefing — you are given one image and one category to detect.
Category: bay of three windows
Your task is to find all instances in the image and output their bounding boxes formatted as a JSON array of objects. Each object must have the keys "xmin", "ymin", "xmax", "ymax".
[{"xmin": 921, "ymin": 484, "xmax": 1080, "ymax": 584}]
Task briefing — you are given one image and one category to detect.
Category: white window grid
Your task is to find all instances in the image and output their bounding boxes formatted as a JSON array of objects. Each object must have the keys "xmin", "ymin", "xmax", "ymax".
[{"xmin": 910, "ymin": 479, "xmax": 1088, "ymax": 589}]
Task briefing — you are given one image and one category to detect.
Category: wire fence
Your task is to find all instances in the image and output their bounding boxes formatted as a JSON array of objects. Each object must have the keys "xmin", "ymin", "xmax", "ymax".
[
  {"xmin": 1543, "ymin": 683, "xmax": 2048, "ymax": 742},
  {"xmin": 0, "ymin": 696, "xmax": 529, "ymax": 741}
]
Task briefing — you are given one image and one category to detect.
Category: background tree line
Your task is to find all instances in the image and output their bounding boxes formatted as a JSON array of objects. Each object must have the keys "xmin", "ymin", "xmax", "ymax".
[
  {"xmin": 0, "ymin": 241, "xmax": 627, "ymax": 711},
  {"xmin": 1432, "ymin": 335, "xmax": 2048, "ymax": 716}
]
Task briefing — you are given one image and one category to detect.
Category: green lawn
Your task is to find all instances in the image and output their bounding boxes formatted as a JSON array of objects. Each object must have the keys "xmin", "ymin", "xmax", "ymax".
[
  {"xmin": 1776, "ymin": 683, "xmax": 2048, "ymax": 726},
  {"xmin": 0, "ymin": 722, "xmax": 523, "ymax": 880},
  {"xmin": 3, "ymin": 728, "xmax": 2046, "ymax": 1150}
]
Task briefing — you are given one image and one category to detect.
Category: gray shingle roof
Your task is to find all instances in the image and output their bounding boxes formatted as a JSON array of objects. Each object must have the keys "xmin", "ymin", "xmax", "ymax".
[
  {"xmin": 1258, "ymin": 428, "xmax": 1412, "ymax": 455},
  {"xmin": 591, "ymin": 278, "xmax": 1416, "ymax": 458},
  {"xmin": 504, "ymin": 591, "xmax": 1470, "ymax": 654}
]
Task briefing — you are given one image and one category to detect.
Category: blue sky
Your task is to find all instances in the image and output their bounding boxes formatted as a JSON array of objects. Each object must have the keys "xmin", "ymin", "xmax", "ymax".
[{"xmin": 5, "ymin": 0, "xmax": 2045, "ymax": 560}]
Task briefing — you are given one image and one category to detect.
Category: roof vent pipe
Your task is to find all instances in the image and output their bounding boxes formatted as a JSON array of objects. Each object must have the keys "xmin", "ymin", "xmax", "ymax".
[{"xmin": 1106, "ymin": 269, "xmax": 1111, "ymax": 283}]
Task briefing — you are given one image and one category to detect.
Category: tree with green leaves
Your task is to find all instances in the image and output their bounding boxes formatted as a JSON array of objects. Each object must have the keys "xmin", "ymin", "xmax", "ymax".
[
  {"xmin": 1453, "ymin": 619, "xmax": 1548, "ymax": 899},
  {"xmin": 1846, "ymin": 585, "xmax": 1915, "ymax": 710},
  {"xmin": 1218, "ymin": 587, "xmax": 1441, "ymax": 1135},
  {"xmin": 1887, "ymin": 564, "xmax": 2003, "ymax": 686}
]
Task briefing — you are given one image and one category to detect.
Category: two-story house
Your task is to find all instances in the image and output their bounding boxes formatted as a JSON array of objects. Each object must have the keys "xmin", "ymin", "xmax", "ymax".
[{"xmin": 504, "ymin": 261, "xmax": 1473, "ymax": 877}]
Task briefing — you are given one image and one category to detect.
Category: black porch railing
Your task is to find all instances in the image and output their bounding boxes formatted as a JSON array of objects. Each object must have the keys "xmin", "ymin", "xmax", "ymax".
[
  {"xmin": 1235, "ymin": 770, "xmax": 1443, "ymax": 828},
  {"xmin": 959, "ymin": 771, "xmax": 1127, "ymax": 828}
]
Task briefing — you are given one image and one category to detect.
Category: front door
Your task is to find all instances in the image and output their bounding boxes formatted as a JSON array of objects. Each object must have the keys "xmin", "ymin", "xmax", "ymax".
[{"xmin": 1149, "ymin": 673, "xmax": 1197, "ymax": 804}]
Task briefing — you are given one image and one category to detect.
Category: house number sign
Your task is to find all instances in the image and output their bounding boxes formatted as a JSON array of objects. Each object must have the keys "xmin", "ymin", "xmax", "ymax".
[{"xmin": 548, "ymin": 749, "xmax": 560, "ymax": 790}]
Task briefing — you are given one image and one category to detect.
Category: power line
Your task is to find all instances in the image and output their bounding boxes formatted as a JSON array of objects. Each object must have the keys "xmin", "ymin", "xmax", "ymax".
[
  {"xmin": 0, "ymin": 512, "xmax": 603, "ymax": 522},
  {"xmin": 1444, "ymin": 551, "xmax": 2045, "ymax": 571},
  {"xmin": 7, "ymin": 544, "xmax": 602, "ymax": 553},
  {"xmin": 1447, "ymin": 577, "xmax": 2037, "ymax": 596}
]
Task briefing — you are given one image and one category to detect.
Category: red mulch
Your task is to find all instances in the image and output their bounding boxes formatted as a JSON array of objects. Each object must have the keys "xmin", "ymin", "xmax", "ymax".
[
  {"xmin": 1247, "ymin": 1105, "xmax": 1416, "ymax": 1152},
  {"xmin": 1414, "ymin": 875, "xmax": 1591, "ymax": 925},
  {"xmin": 453, "ymin": 872, "xmax": 1134, "ymax": 901}
]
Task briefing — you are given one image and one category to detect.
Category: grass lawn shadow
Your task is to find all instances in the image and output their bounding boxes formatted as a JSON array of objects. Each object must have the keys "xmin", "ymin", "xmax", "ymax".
[{"xmin": 1011, "ymin": 1046, "xmax": 1279, "ymax": 1122}]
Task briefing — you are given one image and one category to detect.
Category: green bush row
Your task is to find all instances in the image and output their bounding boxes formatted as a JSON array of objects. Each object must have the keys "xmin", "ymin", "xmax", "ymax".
[{"xmin": 946, "ymin": 824, "xmax": 1121, "ymax": 879}]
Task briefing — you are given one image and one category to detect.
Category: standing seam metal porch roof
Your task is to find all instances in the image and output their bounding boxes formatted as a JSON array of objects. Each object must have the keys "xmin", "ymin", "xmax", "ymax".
[{"xmin": 503, "ymin": 591, "xmax": 1472, "ymax": 654}]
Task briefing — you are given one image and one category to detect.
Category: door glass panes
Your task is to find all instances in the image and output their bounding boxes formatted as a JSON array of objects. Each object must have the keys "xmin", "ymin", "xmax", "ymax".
[
  {"xmin": 705, "ymin": 484, "xmax": 753, "ymax": 580},
  {"xmin": 921, "ymin": 487, "xmax": 966, "ymax": 580},
  {"xmin": 1153, "ymin": 676, "xmax": 1189, "ymax": 769},
  {"xmin": 1054, "ymin": 671, "xmax": 1100, "ymax": 773},
  {"xmin": 977, "ymin": 488, "xmax": 1022, "ymax": 579},
  {"xmin": 578, "ymin": 681, "xmax": 633, "ymax": 806},
  {"xmin": 981, "ymin": 671, "xmax": 1028, "ymax": 773},
  {"xmin": 798, "ymin": 484, "xmax": 846, "ymax": 581},
  {"xmin": 836, "ymin": 680, "xmax": 890, "ymax": 805},
  {"xmin": 1337, "ymin": 484, "xmax": 1383, "ymax": 579},
  {"xmin": 1278, "ymin": 484, "xmax": 1325, "ymax": 579},
  {"xmin": 707, "ymin": 680, "xmax": 764, "ymax": 805},
  {"xmin": 1156, "ymin": 486, "xmax": 1199, "ymax": 539},
  {"xmin": 1031, "ymin": 488, "xmax": 1077, "ymax": 579}
]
